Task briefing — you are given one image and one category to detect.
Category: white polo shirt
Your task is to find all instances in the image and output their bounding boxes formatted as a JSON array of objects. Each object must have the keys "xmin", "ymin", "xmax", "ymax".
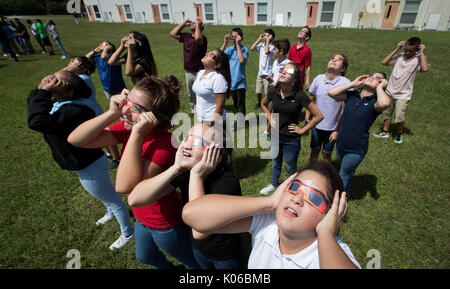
[
  {"xmin": 256, "ymin": 42, "xmax": 275, "ymax": 77},
  {"xmin": 192, "ymin": 70, "xmax": 228, "ymax": 122},
  {"xmin": 248, "ymin": 212, "xmax": 361, "ymax": 269}
]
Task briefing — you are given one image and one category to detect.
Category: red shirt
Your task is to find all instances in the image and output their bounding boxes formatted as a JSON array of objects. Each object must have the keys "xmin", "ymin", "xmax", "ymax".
[
  {"xmin": 288, "ymin": 43, "xmax": 312, "ymax": 87},
  {"xmin": 109, "ymin": 121, "xmax": 183, "ymax": 229}
]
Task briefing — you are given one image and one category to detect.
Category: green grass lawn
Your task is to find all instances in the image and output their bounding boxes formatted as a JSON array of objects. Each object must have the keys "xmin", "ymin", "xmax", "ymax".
[{"xmin": 0, "ymin": 15, "xmax": 449, "ymax": 269}]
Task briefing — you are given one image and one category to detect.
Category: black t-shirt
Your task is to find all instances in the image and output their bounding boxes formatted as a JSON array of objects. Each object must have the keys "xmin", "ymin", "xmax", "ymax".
[
  {"xmin": 267, "ymin": 86, "xmax": 311, "ymax": 140},
  {"xmin": 121, "ymin": 54, "xmax": 153, "ymax": 84},
  {"xmin": 170, "ymin": 164, "xmax": 242, "ymax": 260}
]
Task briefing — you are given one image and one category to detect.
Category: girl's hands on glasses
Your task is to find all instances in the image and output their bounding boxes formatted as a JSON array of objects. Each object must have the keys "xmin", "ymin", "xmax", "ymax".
[
  {"xmin": 315, "ymin": 190, "xmax": 347, "ymax": 237},
  {"xmin": 132, "ymin": 111, "xmax": 158, "ymax": 137},
  {"xmin": 269, "ymin": 173, "xmax": 298, "ymax": 211},
  {"xmin": 351, "ymin": 75, "xmax": 369, "ymax": 87},
  {"xmin": 191, "ymin": 144, "xmax": 222, "ymax": 180},
  {"xmin": 109, "ymin": 89, "xmax": 128, "ymax": 117}
]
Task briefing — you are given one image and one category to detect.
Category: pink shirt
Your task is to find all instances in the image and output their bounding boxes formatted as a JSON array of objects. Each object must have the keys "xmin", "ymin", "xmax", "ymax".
[{"xmin": 386, "ymin": 53, "xmax": 422, "ymax": 100}]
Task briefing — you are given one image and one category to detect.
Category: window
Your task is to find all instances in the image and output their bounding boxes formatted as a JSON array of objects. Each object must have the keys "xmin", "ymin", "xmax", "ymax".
[
  {"xmin": 320, "ymin": 1, "xmax": 335, "ymax": 22},
  {"xmin": 161, "ymin": 4, "xmax": 170, "ymax": 20},
  {"xmin": 93, "ymin": 5, "xmax": 101, "ymax": 18},
  {"xmin": 400, "ymin": 0, "xmax": 421, "ymax": 24},
  {"xmin": 257, "ymin": 2, "xmax": 268, "ymax": 22},
  {"xmin": 124, "ymin": 4, "xmax": 133, "ymax": 19},
  {"xmin": 204, "ymin": 3, "xmax": 214, "ymax": 21}
]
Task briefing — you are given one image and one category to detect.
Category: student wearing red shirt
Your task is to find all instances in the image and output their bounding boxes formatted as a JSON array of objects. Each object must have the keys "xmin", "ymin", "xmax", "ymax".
[
  {"xmin": 69, "ymin": 75, "xmax": 200, "ymax": 269},
  {"xmin": 288, "ymin": 26, "xmax": 312, "ymax": 91}
]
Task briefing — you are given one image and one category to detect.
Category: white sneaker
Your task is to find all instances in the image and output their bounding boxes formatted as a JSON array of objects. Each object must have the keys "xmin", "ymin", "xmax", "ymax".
[
  {"xmin": 260, "ymin": 184, "xmax": 276, "ymax": 195},
  {"xmin": 95, "ymin": 213, "xmax": 113, "ymax": 226},
  {"xmin": 258, "ymin": 130, "xmax": 269, "ymax": 136},
  {"xmin": 109, "ymin": 234, "xmax": 134, "ymax": 250},
  {"xmin": 61, "ymin": 55, "xmax": 67, "ymax": 59},
  {"xmin": 42, "ymin": 51, "xmax": 46, "ymax": 54}
]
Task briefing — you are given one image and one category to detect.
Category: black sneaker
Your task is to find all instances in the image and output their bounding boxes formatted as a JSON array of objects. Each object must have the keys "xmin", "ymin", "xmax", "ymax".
[{"xmin": 253, "ymin": 103, "xmax": 261, "ymax": 110}]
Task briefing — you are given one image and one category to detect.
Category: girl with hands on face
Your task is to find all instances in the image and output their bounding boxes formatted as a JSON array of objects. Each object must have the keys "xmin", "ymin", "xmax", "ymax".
[
  {"xmin": 128, "ymin": 123, "xmax": 244, "ymax": 269},
  {"xmin": 260, "ymin": 62, "xmax": 323, "ymax": 195},
  {"xmin": 182, "ymin": 160, "xmax": 360, "ymax": 269},
  {"xmin": 327, "ymin": 71, "xmax": 391, "ymax": 194},
  {"xmin": 28, "ymin": 70, "xmax": 134, "ymax": 251}
]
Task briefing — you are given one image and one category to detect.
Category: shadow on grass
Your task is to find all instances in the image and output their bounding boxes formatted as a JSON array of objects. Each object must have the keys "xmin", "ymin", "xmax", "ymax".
[
  {"xmin": 348, "ymin": 174, "xmax": 379, "ymax": 200},
  {"xmin": 234, "ymin": 154, "xmax": 270, "ymax": 179},
  {"xmin": 376, "ymin": 124, "xmax": 413, "ymax": 136}
]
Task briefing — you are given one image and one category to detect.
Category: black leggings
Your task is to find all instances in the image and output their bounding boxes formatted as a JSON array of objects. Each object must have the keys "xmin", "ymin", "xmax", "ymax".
[{"xmin": 231, "ymin": 89, "xmax": 246, "ymax": 116}]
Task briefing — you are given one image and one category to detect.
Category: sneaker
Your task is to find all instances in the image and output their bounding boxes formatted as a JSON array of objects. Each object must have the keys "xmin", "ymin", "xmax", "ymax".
[
  {"xmin": 253, "ymin": 103, "xmax": 261, "ymax": 110},
  {"xmin": 61, "ymin": 55, "xmax": 67, "ymax": 59},
  {"xmin": 373, "ymin": 131, "xmax": 389, "ymax": 138},
  {"xmin": 110, "ymin": 160, "xmax": 120, "ymax": 169},
  {"xmin": 260, "ymin": 184, "xmax": 276, "ymax": 195},
  {"xmin": 42, "ymin": 51, "xmax": 46, "ymax": 54},
  {"xmin": 95, "ymin": 213, "xmax": 114, "ymax": 226},
  {"xmin": 258, "ymin": 130, "xmax": 269, "ymax": 136},
  {"xmin": 105, "ymin": 153, "xmax": 113, "ymax": 159},
  {"xmin": 109, "ymin": 234, "xmax": 134, "ymax": 250},
  {"xmin": 394, "ymin": 134, "xmax": 403, "ymax": 144}
]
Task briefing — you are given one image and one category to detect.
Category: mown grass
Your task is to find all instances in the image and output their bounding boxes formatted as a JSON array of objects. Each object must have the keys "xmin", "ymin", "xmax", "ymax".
[{"xmin": 0, "ymin": 15, "xmax": 449, "ymax": 269}]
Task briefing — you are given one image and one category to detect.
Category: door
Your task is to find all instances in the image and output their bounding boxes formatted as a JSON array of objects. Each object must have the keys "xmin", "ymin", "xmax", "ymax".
[
  {"xmin": 87, "ymin": 5, "xmax": 95, "ymax": 21},
  {"xmin": 307, "ymin": 2, "xmax": 318, "ymax": 27},
  {"xmin": 220, "ymin": 12, "xmax": 230, "ymax": 25},
  {"xmin": 117, "ymin": 5, "xmax": 125, "ymax": 22},
  {"xmin": 246, "ymin": 3, "xmax": 254, "ymax": 25},
  {"xmin": 381, "ymin": 1, "xmax": 400, "ymax": 29},
  {"xmin": 425, "ymin": 14, "xmax": 441, "ymax": 30},
  {"xmin": 194, "ymin": 4, "xmax": 203, "ymax": 21},
  {"xmin": 275, "ymin": 13, "xmax": 283, "ymax": 26},
  {"xmin": 152, "ymin": 4, "xmax": 161, "ymax": 23}
]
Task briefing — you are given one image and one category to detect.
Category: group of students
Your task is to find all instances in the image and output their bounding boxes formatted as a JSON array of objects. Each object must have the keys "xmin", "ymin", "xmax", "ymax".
[
  {"xmin": 0, "ymin": 16, "xmax": 68, "ymax": 62},
  {"xmin": 26, "ymin": 19, "xmax": 429, "ymax": 269}
]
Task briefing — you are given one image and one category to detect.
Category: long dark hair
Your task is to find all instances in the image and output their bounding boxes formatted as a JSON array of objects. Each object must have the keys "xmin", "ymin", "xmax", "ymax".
[
  {"xmin": 215, "ymin": 49, "xmax": 231, "ymax": 98},
  {"xmin": 130, "ymin": 31, "xmax": 157, "ymax": 76},
  {"xmin": 276, "ymin": 62, "xmax": 303, "ymax": 92},
  {"xmin": 55, "ymin": 70, "xmax": 92, "ymax": 100}
]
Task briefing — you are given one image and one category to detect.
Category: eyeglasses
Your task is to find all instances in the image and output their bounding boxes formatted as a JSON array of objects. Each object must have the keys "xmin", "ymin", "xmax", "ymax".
[
  {"xmin": 330, "ymin": 56, "xmax": 345, "ymax": 62},
  {"xmin": 278, "ymin": 67, "xmax": 295, "ymax": 75},
  {"xmin": 285, "ymin": 180, "xmax": 330, "ymax": 214},
  {"xmin": 184, "ymin": 134, "xmax": 211, "ymax": 151},
  {"xmin": 126, "ymin": 99, "xmax": 149, "ymax": 114},
  {"xmin": 208, "ymin": 51, "xmax": 218, "ymax": 63},
  {"xmin": 369, "ymin": 74, "xmax": 384, "ymax": 82}
]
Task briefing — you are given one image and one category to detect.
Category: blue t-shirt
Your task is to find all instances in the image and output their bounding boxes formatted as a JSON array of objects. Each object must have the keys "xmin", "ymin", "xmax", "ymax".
[
  {"xmin": 336, "ymin": 90, "xmax": 380, "ymax": 155},
  {"xmin": 92, "ymin": 54, "xmax": 126, "ymax": 95},
  {"xmin": 224, "ymin": 45, "xmax": 249, "ymax": 90}
]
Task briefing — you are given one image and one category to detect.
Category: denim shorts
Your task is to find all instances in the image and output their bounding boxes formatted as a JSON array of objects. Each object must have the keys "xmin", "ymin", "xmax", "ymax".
[{"xmin": 310, "ymin": 127, "xmax": 335, "ymax": 155}]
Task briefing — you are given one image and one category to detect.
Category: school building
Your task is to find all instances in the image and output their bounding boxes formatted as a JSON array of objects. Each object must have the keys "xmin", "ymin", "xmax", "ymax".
[{"xmin": 83, "ymin": 0, "xmax": 450, "ymax": 31}]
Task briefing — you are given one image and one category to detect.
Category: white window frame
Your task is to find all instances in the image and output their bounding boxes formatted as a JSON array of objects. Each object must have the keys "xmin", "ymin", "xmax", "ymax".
[
  {"xmin": 256, "ymin": 2, "xmax": 268, "ymax": 23},
  {"xmin": 320, "ymin": 1, "xmax": 335, "ymax": 23},
  {"xmin": 160, "ymin": 4, "xmax": 170, "ymax": 21},
  {"xmin": 92, "ymin": 5, "xmax": 102, "ymax": 19},
  {"xmin": 204, "ymin": 3, "xmax": 214, "ymax": 21},
  {"xmin": 399, "ymin": 0, "xmax": 422, "ymax": 24},
  {"xmin": 124, "ymin": 4, "xmax": 133, "ymax": 20}
]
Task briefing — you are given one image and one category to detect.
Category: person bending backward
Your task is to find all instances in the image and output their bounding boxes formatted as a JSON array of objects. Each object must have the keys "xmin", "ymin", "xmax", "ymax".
[
  {"xmin": 182, "ymin": 160, "xmax": 361, "ymax": 269},
  {"xmin": 250, "ymin": 29, "xmax": 275, "ymax": 110},
  {"xmin": 260, "ymin": 62, "xmax": 323, "ymax": 195},
  {"xmin": 328, "ymin": 72, "xmax": 391, "ymax": 194},
  {"xmin": 170, "ymin": 17, "xmax": 208, "ymax": 115},
  {"xmin": 220, "ymin": 27, "xmax": 249, "ymax": 130},
  {"xmin": 192, "ymin": 49, "xmax": 231, "ymax": 125},
  {"xmin": 127, "ymin": 123, "xmax": 244, "ymax": 269},
  {"xmin": 373, "ymin": 37, "xmax": 429, "ymax": 144},
  {"xmin": 68, "ymin": 75, "xmax": 201, "ymax": 269},
  {"xmin": 28, "ymin": 71, "xmax": 133, "ymax": 250},
  {"xmin": 108, "ymin": 31, "xmax": 157, "ymax": 84},
  {"xmin": 308, "ymin": 54, "xmax": 349, "ymax": 162}
]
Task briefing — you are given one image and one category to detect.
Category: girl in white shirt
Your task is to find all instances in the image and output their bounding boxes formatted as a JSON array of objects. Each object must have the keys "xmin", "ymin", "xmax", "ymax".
[
  {"xmin": 192, "ymin": 49, "xmax": 231, "ymax": 125},
  {"xmin": 182, "ymin": 160, "xmax": 361, "ymax": 269}
]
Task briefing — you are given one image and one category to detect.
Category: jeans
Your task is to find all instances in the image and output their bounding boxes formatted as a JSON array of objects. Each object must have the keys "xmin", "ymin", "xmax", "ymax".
[
  {"xmin": 54, "ymin": 37, "xmax": 67, "ymax": 57},
  {"xmin": 192, "ymin": 244, "xmax": 244, "ymax": 269},
  {"xmin": 336, "ymin": 148, "xmax": 365, "ymax": 194},
  {"xmin": 135, "ymin": 219, "xmax": 201, "ymax": 269},
  {"xmin": 271, "ymin": 138, "xmax": 301, "ymax": 187},
  {"xmin": 75, "ymin": 155, "xmax": 133, "ymax": 236},
  {"xmin": 231, "ymin": 89, "xmax": 247, "ymax": 116}
]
